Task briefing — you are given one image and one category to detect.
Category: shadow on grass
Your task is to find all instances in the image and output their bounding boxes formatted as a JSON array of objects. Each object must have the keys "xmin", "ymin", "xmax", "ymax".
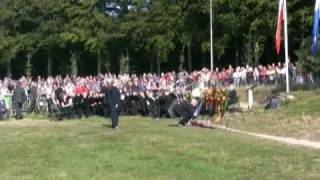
[
  {"xmin": 167, "ymin": 124, "xmax": 216, "ymax": 130},
  {"xmin": 101, "ymin": 124, "xmax": 113, "ymax": 128},
  {"xmin": 167, "ymin": 124, "xmax": 179, "ymax": 127}
]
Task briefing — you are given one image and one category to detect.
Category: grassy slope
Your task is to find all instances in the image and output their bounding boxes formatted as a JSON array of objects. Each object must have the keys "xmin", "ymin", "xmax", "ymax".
[
  {"xmin": 0, "ymin": 117, "xmax": 319, "ymax": 180},
  {"xmin": 225, "ymin": 88, "xmax": 320, "ymax": 140}
]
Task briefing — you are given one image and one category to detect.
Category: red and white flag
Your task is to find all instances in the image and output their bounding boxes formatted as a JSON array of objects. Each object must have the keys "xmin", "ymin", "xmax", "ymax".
[{"xmin": 276, "ymin": 0, "xmax": 284, "ymax": 54}]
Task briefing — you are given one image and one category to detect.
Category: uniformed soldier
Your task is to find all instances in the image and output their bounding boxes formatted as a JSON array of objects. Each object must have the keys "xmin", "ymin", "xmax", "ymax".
[
  {"xmin": 28, "ymin": 82, "xmax": 38, "ymax": 113},
  {"xmin": 105, "ymin": 81, "xmax": 121, "ymax": 129},
  {"xmin": 73, "ymin": 92, "xmax": 83, "ymax": 118},
  {"xmin": 13, "ymin": 82, "xmax": 27, "ymax": 120},
  {"xmin": 173, "ymin": 101, "xmax": 195, "ymax": 127}
]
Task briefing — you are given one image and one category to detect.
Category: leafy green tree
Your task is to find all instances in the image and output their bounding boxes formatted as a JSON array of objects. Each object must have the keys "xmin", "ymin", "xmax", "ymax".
[
  {"xmin": 144, "ymin": 0, "xmax": 178, "ymax": 74},
  {"xmin": 0, "ymin": 0, "xmax": 318, "ymax": 77},
  {"xmin": 295, "ymin": 37, "xmax": 320, "ymax": 74},
  {"xmin": 0, "ymin": 0, "xmax": 41, "ymax": 77},
  {"xmin": 59, "ymin": 0, "xmax": 89, "ymax": 76}
]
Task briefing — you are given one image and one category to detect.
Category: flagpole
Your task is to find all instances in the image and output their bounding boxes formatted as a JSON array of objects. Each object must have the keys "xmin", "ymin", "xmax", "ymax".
[
  {"xmin": 284, "ymin": 0, "xmax": 290, "ymax": 93},
  {"xmin": 210, "ymin": 0, "xmax": 214, "ymax": 71}
]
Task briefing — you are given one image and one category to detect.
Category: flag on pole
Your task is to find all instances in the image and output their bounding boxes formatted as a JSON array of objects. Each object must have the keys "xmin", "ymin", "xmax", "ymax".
[
  {"xmin": 276, "ymin": 0, "xmax": 284, "ymax": 54},
  {"xmin": 312, "ymin": 0, "xmax": 320, "ymax": 55}
]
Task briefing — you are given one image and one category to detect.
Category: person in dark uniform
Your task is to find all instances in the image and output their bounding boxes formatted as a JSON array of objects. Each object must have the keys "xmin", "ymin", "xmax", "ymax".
[
  {"xmin": 61, "ymin": 92, "xmax": 74, "ymax": 119},
  {"xmin": 157, "ymin": 92, "xmax": 176, "ymax": 118},
  {"xmin": 145, "ymin": 90, "xmax": 159, "ymax": 118},
  {"xmin": 73, "ymin": 92, "xmax": 83, "ymax": 118},
  {"xmin": 54, "ymin": 84, "xmax": 64, "ymax": 104},
  {"xmin": 173, "ymin": 101, "xmax": 195, "ymax": 127},
  {"xmin": 88, "ymin": 92, "xmax": 98, "ymax": 115},
  {"xmin": 82, "ymin": 92, "xmax": 91, "ymax": 118},
  {"xmin": 104, "ymin": 81, "xmax": 121, "ymax": 129},
  {"xmin": 28, "ymin": 82, "xmax": 38, "ymax": 113},
  {"xmin": 96, "ymin": 93, "xmax": 105, "ymax": 116},
  {"xmin": 13, "ymin": 82, "xmax": 27, "ymax": 119}
]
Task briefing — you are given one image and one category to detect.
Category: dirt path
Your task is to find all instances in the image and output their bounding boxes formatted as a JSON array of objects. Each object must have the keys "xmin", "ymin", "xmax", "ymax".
[{"xmin": 212, "ymin": 124, "xmax": 320, "ymax": 150}]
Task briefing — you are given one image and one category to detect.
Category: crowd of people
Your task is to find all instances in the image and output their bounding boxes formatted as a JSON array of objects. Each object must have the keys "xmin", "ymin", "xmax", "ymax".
[{"xmin": 0, "ymin": 63, "xmax": 316, "ymax": 124}]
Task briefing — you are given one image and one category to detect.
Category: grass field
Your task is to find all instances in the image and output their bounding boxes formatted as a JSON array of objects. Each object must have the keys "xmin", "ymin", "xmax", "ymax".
[
  {"xmin": 225, "ymin": 88, "xmax": 320, "ymax": 141},
  {"xmin": 0, "ymin": 117, "xmax": 320, "ymax": 180}
]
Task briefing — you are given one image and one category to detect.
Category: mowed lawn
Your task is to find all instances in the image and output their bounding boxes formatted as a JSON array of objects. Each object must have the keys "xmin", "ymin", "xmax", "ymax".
[
  {"xmin": 226, "ymin": 88, "xmax": 320, "ymax": 141},
  {"xmin": 0, "ymin": 117, "xmax": 319, "ymax": 180}
]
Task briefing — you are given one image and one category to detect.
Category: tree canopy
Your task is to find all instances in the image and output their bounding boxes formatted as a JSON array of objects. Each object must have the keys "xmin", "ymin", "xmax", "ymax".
[{"xmin": 0, "ymin": 0, "xmax": 318, "ymax": 78}]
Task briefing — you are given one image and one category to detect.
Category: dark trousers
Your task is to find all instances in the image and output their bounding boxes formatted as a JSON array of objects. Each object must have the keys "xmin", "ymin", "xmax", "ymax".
[
  {"xmin": 178, "ymin": 111, "xmax": 193, "ymax": 126},
  {"xmin": 174, "ymin": 103, "xmax": 194, "ymax": 126},
  {"xmin": 82, "ymin": 105, "xmax": 90, "ymax": 118},
  {"xmin": 74, "ymin": 105, "xmax": 83, "ymax": 118},
  {"xmin": 15, "ymin": 103, "xmax": 23, "ymax": 119},
  {"xmin": 28, "ymin": 100, "xmax": 36, "ymax": 113},
  {"xmin": 110, "ymin": 108, "xmax": 118, "ymax": 128},
  {"xmin": 62, "ymin": 107, "xmax": 74, "ymax": 119}
]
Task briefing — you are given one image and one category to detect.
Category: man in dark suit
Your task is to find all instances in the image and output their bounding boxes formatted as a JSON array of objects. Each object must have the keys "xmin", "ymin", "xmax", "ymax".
[
  {"xmin": 13, "ymin": 82, "xmax": 27, "ymax": 119},
  {"xmin": 105, "ymin": 81, "xmax": 121, "ymax": 129},
  {"xmin": 173, "ymin": 101, "xmax": 195, "ymax": 127},
  {"xmin": 28, "ymin": 82, "xmax": 37, "ymax": 113}
]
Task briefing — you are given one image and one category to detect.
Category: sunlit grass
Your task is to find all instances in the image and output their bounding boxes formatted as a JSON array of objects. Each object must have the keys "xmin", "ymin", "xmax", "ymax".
[
  {"xmin": 0, "ymin": 116, "xmax": 319, "ymax": 179},
  {"xmin": 226, "ymin": 88, "xmax": 320, "ymax": 140}
]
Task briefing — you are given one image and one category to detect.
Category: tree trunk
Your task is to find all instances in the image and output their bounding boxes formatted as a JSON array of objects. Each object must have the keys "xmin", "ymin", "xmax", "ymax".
[
  {"xmin": 48, "ymin": 49, "xmax": 52, "ymax": 77},
  {"xmin": 25, "ymin": 57, "xmax": 32, "ymax": 77},
  {"xmin": 70, "ymin": 51, "xmax": 79, "ymax": 77},
  {"xmin": 254, "ymin": 43, "xmax": 259, "ymax": 66},
  {"xmin": 97, "ymin": 49, "xmax": 101, "ymax": 75},
  {"xmin": 7, "ymin": 58, "xmax": 12, "ymax": 78},
  {"xmin": 126, "ymin": 47, "xmax": 130, "ymax": 73},
  {"xmin": 150, "ymin": 58, "xmax": 154, "ymax": 73},
  {"xmin": 235, "ymin": 39, "xmax": 239, "ymax": 66},
  {"xmin": 179, "ymin": 46, "xmax": 185, "ymax": 72},
  {"xmin": 202, "ymin": 52, "xmax": 206, "ymax": 68},
  {"xmin": 266, "ymin": 41, "xmax": 271, "ymax": 64},
  {"xmin": 213, "ymin": 54, "xmax": 215, "ymax": 70},
  {"xmin": 157, "ymin": 51, "xmax": 160, "ymax": 75},
  {"xmin": 187, "ymin": 43, "xmax": 192, "ymax": 72}
]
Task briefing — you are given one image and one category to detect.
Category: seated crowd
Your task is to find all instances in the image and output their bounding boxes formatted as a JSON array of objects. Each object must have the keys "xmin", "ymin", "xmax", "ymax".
[{"xmin": 0, "ymin": 63, "xmax": 315, "ymax": 120}]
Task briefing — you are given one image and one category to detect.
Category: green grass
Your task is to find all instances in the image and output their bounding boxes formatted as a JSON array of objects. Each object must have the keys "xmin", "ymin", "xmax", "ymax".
[
  {"xmin": 0, "ymin": 117, "xmax": 320, "ymax": 179},
  {"xmin": 225, "ymin": 88, "xmax": 320, "ymax": 141}
]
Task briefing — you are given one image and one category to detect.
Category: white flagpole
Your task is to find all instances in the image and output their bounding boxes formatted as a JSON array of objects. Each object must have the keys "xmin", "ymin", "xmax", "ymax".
[
  {"xmin": 210, "ymin": 0, "xmax": 214, "ymax": 71},
  {"xmin": 284, "ymin": 0, "xmax": 290, "ymax": 93}
]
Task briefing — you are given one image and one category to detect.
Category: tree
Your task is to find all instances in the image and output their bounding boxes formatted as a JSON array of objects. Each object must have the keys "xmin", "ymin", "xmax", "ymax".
[
  {"xmin": 59, "ymin": 0, "xmax": 89, "ymax": 76},
  {"xmin": 35, "ymin": 0, "xmax": 65, "ymax": 76},
  {"xmin": 0, "ymin": 0, "xmax": 317, "ymax": 77},
  {"xmin": 84, "ymin": 3, "xmax": 123, "ymax": 74},
  {"xmin": 0, "ymin": 0, "xmax": 44, "ymax": 77},
  {"xmin": 144, "ymin": 0, "xmax": 178, "ymax": 74},
  {"xmin": 295, "ymin": 37, "xmax": 320, "ymax": 74}
]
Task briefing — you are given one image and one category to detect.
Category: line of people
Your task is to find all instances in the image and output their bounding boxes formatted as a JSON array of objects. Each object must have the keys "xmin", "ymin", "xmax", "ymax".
[
  {"xmin": 43, "ymin": 81, "xmax": 201, "ymax": 128},
  {"xmin": 1, "ymin": 78, "xmax": 211, "ymax": 128},
  {"xmin": 0, "ymin": 63, "xmax": 315, "ymax": 121}
]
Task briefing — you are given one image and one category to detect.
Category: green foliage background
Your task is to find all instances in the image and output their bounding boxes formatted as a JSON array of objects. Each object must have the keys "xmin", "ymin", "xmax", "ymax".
[{"xmin": 0, "ymin": 0, "xmax": 318, "ymax": 78}]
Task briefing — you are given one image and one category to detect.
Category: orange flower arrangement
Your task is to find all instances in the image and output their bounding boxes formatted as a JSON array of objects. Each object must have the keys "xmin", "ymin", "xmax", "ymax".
[{"xmin": 201, "ymin": 88, "xmax": 229, "ymax": 122}]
